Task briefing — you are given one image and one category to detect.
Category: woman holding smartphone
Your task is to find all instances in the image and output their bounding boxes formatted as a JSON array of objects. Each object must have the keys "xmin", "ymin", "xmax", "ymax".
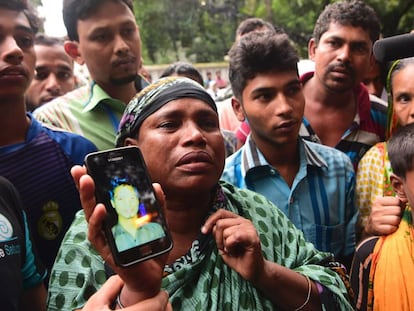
[{"xmin": 49, "ymin": 77, "xmax": 354, "ymax": 311}]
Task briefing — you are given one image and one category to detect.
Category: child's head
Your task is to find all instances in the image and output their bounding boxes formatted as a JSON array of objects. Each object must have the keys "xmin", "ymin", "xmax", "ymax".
[{"xmin": 388, "ymin": 123, "xmax": 414, "ymax": 206}]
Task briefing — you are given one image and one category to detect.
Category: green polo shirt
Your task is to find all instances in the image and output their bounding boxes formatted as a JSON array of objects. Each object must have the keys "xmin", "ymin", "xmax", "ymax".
[{"xmin": 34, "ymin": 81, "xmax": 128, "ymax": 151}]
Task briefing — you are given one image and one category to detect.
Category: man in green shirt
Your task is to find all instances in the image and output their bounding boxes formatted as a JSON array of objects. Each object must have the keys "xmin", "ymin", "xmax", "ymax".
[{"xmin": 33, "ymin": 0, "xmax": 147, "ymax": 150}]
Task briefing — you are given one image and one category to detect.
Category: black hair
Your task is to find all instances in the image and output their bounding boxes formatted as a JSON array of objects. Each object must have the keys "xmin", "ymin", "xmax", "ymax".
[
  {"xmin": 63, "ymin": 0, "xmax": 134, "ymax": 41},
  {"xmin": 34, "ymin": 33, "xmax": 65, "ymax": 47},
  {"xmin": 160, "ymin": 62, "xmax": 204, "ymax": 86},
  {"xmin": 0, "ymin": 0, "xmax": 40, "ymax": 34},
  {"xmin": 313, "ymin": 0, "xmax": 380, "ymax": 46},
  {"xmin": 388, "ymin": 123, "xmax": 414, "ymax": 179},
  {"xmin": 228, "ymin": 31, "xmax": 299, "ymax": 100},
  {"xmin": 0, "ymin": 0, "xmax": 27, "ymax": 11},
  {"xmin": 236, "ymin": 17, "xmax": 280, "ymax": 39}
]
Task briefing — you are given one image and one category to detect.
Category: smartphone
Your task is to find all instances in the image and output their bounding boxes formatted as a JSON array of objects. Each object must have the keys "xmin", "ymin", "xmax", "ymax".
[{"xmin": 84, "ymin": 146, "xmax": 173, "ymax": 267}]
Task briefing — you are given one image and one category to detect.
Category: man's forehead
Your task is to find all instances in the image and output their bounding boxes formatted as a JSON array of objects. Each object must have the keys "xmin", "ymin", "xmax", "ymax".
[
  {"xmin": 323, "ymin": 22, "xmax": 371, "ymax": 41},
  {"xmin": 0, "ymin": 8, "xmax": 32, "ymax": 32}
]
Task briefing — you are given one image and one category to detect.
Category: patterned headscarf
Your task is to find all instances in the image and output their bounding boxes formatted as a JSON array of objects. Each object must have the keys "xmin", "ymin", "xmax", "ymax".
[{"xmin": 116, "ymin": 76, "xmax": 217, "ymax": 147}]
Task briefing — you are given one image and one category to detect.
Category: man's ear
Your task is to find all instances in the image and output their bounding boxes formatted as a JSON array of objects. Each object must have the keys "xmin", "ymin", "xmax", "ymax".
[
  {"xmin": 64, "ymin": 41, "xmax": 85, "ymax": 65},
  {"xmin": 390, "ymin": 173, "xmax": 408, "ymax": 203},
  {"xmin": 308, "ymin": 38, "xmax": 316, "ymax": 60},
  {"xmin": 231, "ymin": 96, "xmax": 245, "ymax": 122}
]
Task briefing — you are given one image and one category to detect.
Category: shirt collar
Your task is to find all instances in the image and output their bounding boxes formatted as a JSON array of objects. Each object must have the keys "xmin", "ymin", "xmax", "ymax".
[
  {"xmin": 241, "ymin": 135, "xmax": 327, "ymax": 178},
  {"xmin": 82, "ymin": 81, "xmax": 124, "ymax": 112}
]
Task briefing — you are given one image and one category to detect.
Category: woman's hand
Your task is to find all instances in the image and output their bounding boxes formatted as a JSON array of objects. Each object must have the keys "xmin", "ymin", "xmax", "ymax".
[
  {"xmin": 71, "ymin": 165, "xmax": 169, "ymax": 306},
  {"xmin": 201, "ymin": 209, "xmax": 265, "ymax": 283},
  {"xmin": 82, "ymin": 275, "xmax": 172, "ymax": 311}
]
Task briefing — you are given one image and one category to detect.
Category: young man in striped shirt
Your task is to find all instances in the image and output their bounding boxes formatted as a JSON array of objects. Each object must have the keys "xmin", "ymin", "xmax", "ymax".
[{"xmin": 222, "ymin": 31, "xmax": 357, "ymax": 270}]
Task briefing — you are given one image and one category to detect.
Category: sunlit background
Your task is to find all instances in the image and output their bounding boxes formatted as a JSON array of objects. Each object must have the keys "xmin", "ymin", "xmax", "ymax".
[{"xmin": 37, "ymin": 0, "xmax": 66, "ymax": 37}]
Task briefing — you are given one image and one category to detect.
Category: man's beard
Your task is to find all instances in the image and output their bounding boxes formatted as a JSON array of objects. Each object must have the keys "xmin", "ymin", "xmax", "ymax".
[{"xmin": 110, "ymin": 74, "xmax": 137, "ymax": 86}]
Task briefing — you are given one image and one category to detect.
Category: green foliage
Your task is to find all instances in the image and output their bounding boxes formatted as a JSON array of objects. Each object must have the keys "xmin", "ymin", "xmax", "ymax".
[
  {"xmin": 132, "ymin": 0, "xmax": 414, "ymax": 64},
  {"xmin": 28, "ymin": 0, "xmax": 42, "ymax": 7}
]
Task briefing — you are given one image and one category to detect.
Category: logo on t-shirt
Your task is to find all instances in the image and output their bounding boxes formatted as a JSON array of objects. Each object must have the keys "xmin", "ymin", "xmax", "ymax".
[
  {"xmin": 0, "ymin": 213, "xmax": 13, "ymax": 241},
  {"xmin": 0, "ymin": 212, "xmax": 21, "ymax": 259},
  {"xmin": 37, "ymin": 201, "xmax": 63, "ymax": 240}
]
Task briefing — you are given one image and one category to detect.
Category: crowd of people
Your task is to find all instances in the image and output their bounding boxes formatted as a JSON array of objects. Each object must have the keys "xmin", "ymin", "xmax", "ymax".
[{"xmin": 1, "ymin": 0, "xmax": 414, "ymax": 310}]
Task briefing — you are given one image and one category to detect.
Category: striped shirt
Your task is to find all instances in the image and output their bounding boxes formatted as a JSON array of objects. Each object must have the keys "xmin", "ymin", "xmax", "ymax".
[
  {"xmin": 222, "ymin": 136, "xmax": 357, "ymax": 258},
  {"xmin": 299, "ymin": 72, "xmax": 387, "ymax": 171},
  {"xmin": 0, "ymin": 115, "xmax": 97, "ymax": 275}
]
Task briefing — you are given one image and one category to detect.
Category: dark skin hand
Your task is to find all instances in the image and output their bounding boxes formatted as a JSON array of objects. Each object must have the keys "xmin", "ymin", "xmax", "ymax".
[
  {"xmin": 201, "ymin": 209, "xmax": 321, "ymax": 311},
  {"xmin": 363, "ymin": 196, "xmax": 403, "ymax": 239},
  {"xmin": 201, "ymin": 209, "xmax": 265, "ymax": 283},
  {"xmin": 71, "ymin": 165, "xmax": 171, "ymax": 309},
  {"xmin": 81, "ymin": 275, "xmax": 171, "ymax": 311}
]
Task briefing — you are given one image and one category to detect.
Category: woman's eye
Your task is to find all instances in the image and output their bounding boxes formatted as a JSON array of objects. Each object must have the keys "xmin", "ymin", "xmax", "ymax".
[{"xmin": 158, "ymin": 121, "xmax": 178, "ymax": 129}]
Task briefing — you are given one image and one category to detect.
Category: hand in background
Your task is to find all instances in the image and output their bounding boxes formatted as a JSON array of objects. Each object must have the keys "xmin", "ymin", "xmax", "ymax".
[{"xmin": 364, "ymin": 196, "xmax": 403, "ymax": 237}]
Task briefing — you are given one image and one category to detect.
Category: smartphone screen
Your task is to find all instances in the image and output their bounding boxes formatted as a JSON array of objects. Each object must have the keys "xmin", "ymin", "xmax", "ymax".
[{"xmin": 85, "ymin": 146, "xmax": 172, "ymax": 266}]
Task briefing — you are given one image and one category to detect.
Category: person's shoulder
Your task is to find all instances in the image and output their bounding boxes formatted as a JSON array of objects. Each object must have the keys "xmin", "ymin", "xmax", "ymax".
[
  {"xmin": 38, "ymin": 119, "xmax": 95, "ymax": 147},
  {"xmin": 304, "ymin": 139, "xmax": 353, "ymax": 169},
  {"xmin": 59, "ymin": 209, "xmax": 100, "ymax": 255},
  {"xmin": 299, "ymin": 71, "xmax": 314, "ymax": 84},
  {"xmin": 0, "ymin": 177, "xmax": 25, "ymax": 229},
  {"xmin": 0, "ymin": 176, "xmax": 16, "ymax": 194},
  {"xmin": 369, "ymin": 94, "xmax": 388, "ymax": 113},
  {"xmin": 0, "ymin": 177, "xmax": 21, "ymax": 206},
  {"xmin": 224, "ymin": 147, "xmax": 242, "ymax": 166},
  {"xmin": 34, "ymin": 118, "xmax": 97, "ymax": 162},
  {"xmin": 65, "ymin": 210, "xmax": 89, "ymax": 237},
  {"xmin": 33, "ymin": 85, "xmax": 90, "ymax": 115},
  {"xmin": 220, "ymin": 180, "xmax": 279, "ymax": 212},
  {"xmin": 222, "ymin": 148, "xmax": 243, "ymax": 184},
  {"xmin": 306, "ymin": 140, "xmax": 346, "ymax": 157},
  {"xmin": 359, "ymin": 141, "xmax": 386, "ymax": 163}
]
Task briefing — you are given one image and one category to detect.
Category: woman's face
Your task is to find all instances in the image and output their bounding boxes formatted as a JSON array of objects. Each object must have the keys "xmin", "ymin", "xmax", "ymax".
[
  {"xmin": 130, "ymin": 98, "xmax": 225, "ymax": 196},
  {"xmin": 392, "ymin": 63, "xmax": 414, "ymax": 126}
]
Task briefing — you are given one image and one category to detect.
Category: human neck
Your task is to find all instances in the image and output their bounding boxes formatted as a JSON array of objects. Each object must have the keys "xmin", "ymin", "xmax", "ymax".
[
  {"xmin": 304, "ymin": 77, "xmax": 356, "ymax": 110},
  {"xmin": 253, "ymin": 137, "xmax": 300, "ymax": 188},
  {"xmin": 96, "ymin": 80, "xmax": 137, "ymax": 104},
  {"xmin": 252, "ymin": 134, "xmax": 299, "ymax": 166},
  {"xmin": 0, "ymin": 96, "xmax": 30, "ymax": 146},
  {"xmin": 165, "ymin": 191, "xmax": 213, "ymax": 235},
  {"xmin": 118, "ymin": 216, "xmax": 138, "ymax": 236}
]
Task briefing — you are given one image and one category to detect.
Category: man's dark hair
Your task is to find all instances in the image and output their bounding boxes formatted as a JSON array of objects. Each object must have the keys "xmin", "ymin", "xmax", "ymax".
[
  {"xmin": 63, "ymin": 0, "xmax": 134, "ymax": 41},
  {"xmin": 0, "ymin": 0, "xmax": 26, "ymax": 11},
  {"xmin": 236, "ymin": 17, "xmax": 280, "ymax": 39},
  {"xmin": 388, "ymin": 123, "xmax": 414, "ymax": 179},
  {"xmin": 35, "ymin": 33, "xmax": 65, "ymax": 47},
  {"xmin": 313, "ymin": 0, "xmax": 380, "ymax": 46},
  {"xmin": 228, "ymin": 31, "xmax": 299, "ymax": 101},
  {"xmin": 160, "ymin": 62, "xmax": 204, "ymax": 86},
  {"xmin": 0, "ymin": 0, "xmax": 40, "ymax": 34}
]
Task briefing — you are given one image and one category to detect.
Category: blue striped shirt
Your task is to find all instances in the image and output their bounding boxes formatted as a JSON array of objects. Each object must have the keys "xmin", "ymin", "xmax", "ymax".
[{"xmin": 222, "ymin": 136, "xmax": 357, "ymax": 258}]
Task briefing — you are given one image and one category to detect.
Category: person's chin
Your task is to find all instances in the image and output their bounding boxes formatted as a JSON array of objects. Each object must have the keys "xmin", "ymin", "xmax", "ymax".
[{"xmin": 110, "ymin": 74, "xmax": 137, "ymax": 86}]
